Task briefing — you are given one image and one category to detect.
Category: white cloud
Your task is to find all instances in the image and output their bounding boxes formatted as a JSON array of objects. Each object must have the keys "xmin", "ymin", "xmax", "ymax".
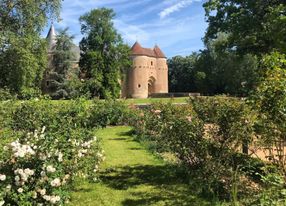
[
  {"xmin": 113, "ymin": 19, "xmax": 150, "ymax": 44},
  {"xmin": 159, "ymin": 0, "xmax": 202, "ymax": 19}
]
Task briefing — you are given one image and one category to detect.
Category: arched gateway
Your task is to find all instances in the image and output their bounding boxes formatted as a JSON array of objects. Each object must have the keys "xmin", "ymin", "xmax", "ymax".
[{"xmin": 121, "ymin": 42, "xmax": 169, "ymax": 99}]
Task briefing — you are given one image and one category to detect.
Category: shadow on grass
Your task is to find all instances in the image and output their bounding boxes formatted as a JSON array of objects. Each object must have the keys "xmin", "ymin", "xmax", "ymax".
[
  {"xmin": 108, "ymin": 137, "xmax": 129, "ymax": 141},
  {"xmin": 128, "ymin": 147, "xmax": 143, "ymax": 150},
  {"xmin": 99, "ymin": 164, "xmax": 208, "ymax": 206},
  {"xmin": 117, "ymin": 130, "xmax": 135, "ymax": 137}
]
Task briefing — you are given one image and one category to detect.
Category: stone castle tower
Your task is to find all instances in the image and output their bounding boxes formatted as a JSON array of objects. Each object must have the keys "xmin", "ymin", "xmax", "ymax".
[{"xmin": 122, "ymin": 42, "xmax": 169, "ymax": 99}]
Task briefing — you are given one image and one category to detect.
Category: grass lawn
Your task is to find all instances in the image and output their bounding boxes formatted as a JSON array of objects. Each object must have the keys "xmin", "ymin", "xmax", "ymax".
[
  {"xmin": 123, "ymin": 97, "xmax": 188, "ymax": 105},
  {"xmin": 0, "ymin": 97, "xmax": 188, "ymax": 106},
  {"xmin": 68, "ymin": 126, "xmax": 212, "ymax": 206}
]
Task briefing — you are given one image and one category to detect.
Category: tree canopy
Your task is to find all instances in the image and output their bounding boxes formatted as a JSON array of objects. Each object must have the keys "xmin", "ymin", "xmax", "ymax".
[
  {"xmin": 203, "ymin": 0, "xmax": 286, "ymax": 55},
  {"xmin": 0, "ymin": 0, "xmax": 62, "ymax": 96},
  {"xmin": 168, "ymin": 34, "xmax": 259, "ymax": 96},
  {"xmin": 79, "ymin": 8, "xmax": 131, "ymax": 99}
]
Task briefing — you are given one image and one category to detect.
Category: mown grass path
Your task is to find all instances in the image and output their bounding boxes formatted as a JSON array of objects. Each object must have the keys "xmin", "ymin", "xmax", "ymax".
[{"xmin": 69, "ymin": 126, "xmax": 211, "ymax": 206}]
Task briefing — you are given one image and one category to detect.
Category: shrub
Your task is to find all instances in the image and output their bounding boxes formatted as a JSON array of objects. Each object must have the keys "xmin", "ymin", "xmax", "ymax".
[
  {"xmin": 87, "ymin": 100, "xmax": 130, "ymax": 128},
  {"xmin": 246, "ymin": 166, "xmax": 286, "ymax": 206},
  {"xmin": 18, "ymin": 88, "xmax": 43, "ymax": 100},
  {"xmin": 130, "ymin": 98, "xmax": 260, "ymax": 199},
  {"xmin": 0, "ymin": 128, "xmax": 103, "ymax": 205},
  {"xmin": 0, "ymin": 88, "xmax": 16, "ymax": 101},
  {"xmin": 0, "ymin": 99, "xmax": 110, "ymax": 205},
  {"xmin": 190, "ymin": 96, "xmax": 256, "ymax": 153},
  {"xmin": 250, "ymin": 52, "xmax": 286, "ymax": 174}
]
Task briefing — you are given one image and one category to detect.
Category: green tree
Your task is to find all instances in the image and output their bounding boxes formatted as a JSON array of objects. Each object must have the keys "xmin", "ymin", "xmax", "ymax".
[
  {"xmin": 0, "ymin": 34, "xmax": 47, "ymax": 94},
  {"xmin": 203, "ymin": 0, "xmax": 286, "ymax": 55},
  {"xmin": 0, "ymin": 0, "xmax": 61, "ymax": 34},
  {"xmin": 47, "ymin": 28, "xmax": 77, "ymax": 99},
  {"xmin": 0, "ymin": 0, "xmax": 61, "ymax": 96},
  {"xmin": 168, "ymin": 34, "xmax": 258, "ymax": 96},
  {"xmin": 196, "ymin": 33, "xmax": 259, "ymax": 96},
  {"xmin": 79, "ymin": 8, "xmax": 131, "ymax": 99},
  {"xmin": 168, "ymin": 53, "xmax": 200, "ymax": 93}
]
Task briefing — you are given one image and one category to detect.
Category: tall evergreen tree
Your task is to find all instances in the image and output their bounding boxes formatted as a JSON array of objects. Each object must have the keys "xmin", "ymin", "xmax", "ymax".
[
  {"xmin": 47, "ymin": 28, "xmax": 76, "ymax": 99},
  {"xmin": 79, "ymin": 8, "xmax": 131, "ymax": 99}
]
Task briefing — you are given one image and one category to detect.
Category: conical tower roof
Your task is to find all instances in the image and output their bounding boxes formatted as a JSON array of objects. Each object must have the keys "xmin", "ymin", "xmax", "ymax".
[
  {"xmin": 46, "ymin": 24, "xmax": 57, "ymax": 52},
  {"xmin": 154, "ymin": 45, "xmax": 166, "ymax": 58},
  {"xmin": 131, "ymin": 41, "xmax": 144, "ymax": 55},
  {"xmin": 131, "ymin": 41, "xmax": 157, "ymax": 57}
]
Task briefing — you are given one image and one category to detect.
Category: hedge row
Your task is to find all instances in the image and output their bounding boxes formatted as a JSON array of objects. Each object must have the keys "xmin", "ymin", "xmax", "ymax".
[{"xmin": 129, "ymin": 97, "xmax": 286, "ymax": 204}]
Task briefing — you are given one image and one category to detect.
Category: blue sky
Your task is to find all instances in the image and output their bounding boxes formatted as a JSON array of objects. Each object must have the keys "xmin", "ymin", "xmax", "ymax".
[{"xmin": 43, "ymin": 0, "xmax": 208, "ymax": 58}]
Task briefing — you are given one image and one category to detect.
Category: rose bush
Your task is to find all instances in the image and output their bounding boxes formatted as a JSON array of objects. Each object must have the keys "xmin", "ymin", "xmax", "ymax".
[
  {"xmin": 0, "ymin": 99, "xmax": 130, "ymax": 205},
  {"xmin": 129, "ymin": 100, "xmax": 264, "ymax": 200},
  {"xmin": 0, "ymin": 127, "xmax": 104, "ymax": 205}
]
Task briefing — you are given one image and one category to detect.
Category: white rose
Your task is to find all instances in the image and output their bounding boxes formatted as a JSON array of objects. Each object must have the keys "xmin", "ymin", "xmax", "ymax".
[
  {"xmin": 58, "ymin": 153, "xmax": 63, "ymax": 162},
  {"xmin": 0, "ymin": 174, "xmax": 6, "ymax": 181},
  {"xmin": 15, "ymin": 175, "xmax": 20, "ymax": 182},
  {"xmin": 41, "ymin": 126, "xmax": 46, "ymax": 134},
  {"xmin": 64, "ymin": 174, "xmax": 70, "ymax": 180},
  {"xmin": 24, "ymin": 168, "xmax": 34, "ymax": 176},
  {"xmin": 40, "ymin": 171, "xmax": 46, "ymax": 177},
  {"xmin": 50, "ymin": 197, "xmax": 57, "ymax": 204},
  {"xmin": 43, "ymin": 195, "xmax": 51, "ymax": 201},
  {"xmin": 6, "ymin": 185, "xmax": 11, "ymax": 191},
  {"xmin": 39, "ymin": 189, "xmax": 46, "ymax": 196},
  {"xmin": 51, "ymin": 178, "xmax": 61, "ymax": 187},
  {"xmin": 17, "ymin": 188, "xmax": 23, "ymax": 193},
  {"xmin": 21, "ymin": 173, "xmax": 28, "ymax": 182},
  {"xmin": 55, "ymin": 196, "xmax": 61, "ymax": 202},
  {"xmin": 46, "ymin": 165, "xmax": 56, "ymax": 173},
  {"xmin": 32, "ymin": 191, "xmax": 37, "ymax": 199}
]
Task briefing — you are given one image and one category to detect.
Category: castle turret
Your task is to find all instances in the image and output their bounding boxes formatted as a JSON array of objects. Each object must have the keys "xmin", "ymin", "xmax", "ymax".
[
  {"xmin": 129, "ymin": 42, "xmax": 149, "ymax": 98},
  {"xmin": 46, "ymin": 24, "xmax": 57, "ymax": 52},
  {"xmin": 153, "ymin": 45, "xmax": 168, "ymax": 93},
  {"xmin": 122, "ymin": 41, "xmax": 168, "ymax": 99}
]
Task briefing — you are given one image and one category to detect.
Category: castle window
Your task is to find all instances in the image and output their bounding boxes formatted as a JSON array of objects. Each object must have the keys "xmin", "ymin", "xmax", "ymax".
[
  {"xmin": 46, "ymin": 81, "xmax": 50, "ymax": 86},
  {"xmin": 139, "ymin": 66, "xmax": 142, "ymax": 68},
  {"xmin": 151, "ymin": 61, "xmax": 153, "ymax": 66},
  {"xmin": 138, "ymin": 84, "xmax": 141, "ymax": 88}
]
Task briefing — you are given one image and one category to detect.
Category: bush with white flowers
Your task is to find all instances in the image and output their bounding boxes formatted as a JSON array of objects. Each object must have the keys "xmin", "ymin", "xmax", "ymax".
[
  {"xmin": 0, "ymin": 99, "xmax": 129, "ymax": 205},
  {"xmin": 0, "ymin": 127, "xmax": 104, "ymax": 205}
]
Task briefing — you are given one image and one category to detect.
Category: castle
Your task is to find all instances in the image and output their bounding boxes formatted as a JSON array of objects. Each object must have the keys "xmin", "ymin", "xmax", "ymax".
[
  {"xmin": 121, "ymin": 42, "xmax": 169, "ymax": 99},
  {"xmin": 44, "ymin": 25, "xmax": 168, "ymax": 99}
]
